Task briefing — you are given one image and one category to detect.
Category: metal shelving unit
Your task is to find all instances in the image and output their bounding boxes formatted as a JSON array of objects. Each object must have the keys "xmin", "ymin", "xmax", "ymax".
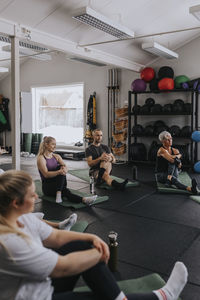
[{"xmin": 128, "ymin": 89, "xmax": 199, "ymax": 165}]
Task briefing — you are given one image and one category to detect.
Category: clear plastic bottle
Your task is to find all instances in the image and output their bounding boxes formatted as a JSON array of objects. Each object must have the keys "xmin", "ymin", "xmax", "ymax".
[
  {"xmin": 90, "ymin": 176, "xmax": 95, "ymax": 194},
  {"xmin": 108, "ymin": 231, "xmax": 118, "ymax": 272}
]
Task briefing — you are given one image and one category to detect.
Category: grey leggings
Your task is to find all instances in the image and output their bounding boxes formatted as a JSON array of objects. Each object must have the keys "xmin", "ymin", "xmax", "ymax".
[{"xmin": 157, "ymin": 162, "xmax": 187, "ymax": 190}]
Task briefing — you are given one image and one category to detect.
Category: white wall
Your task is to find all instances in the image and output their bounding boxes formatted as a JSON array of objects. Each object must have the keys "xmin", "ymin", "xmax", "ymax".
[{"xmin": 0, "ymin": 52, "xmax": 111, "ymax": 146}]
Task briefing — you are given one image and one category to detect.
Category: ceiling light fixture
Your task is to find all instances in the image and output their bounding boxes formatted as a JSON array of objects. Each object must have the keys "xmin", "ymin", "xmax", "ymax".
[
  {"xmin": 0, "ymin": 67, "xmax": 9, "ymax": 72},
  {"xmin": 69, "ymin": 57, "xmax": 106, "ymax": 66},
  {"xmin": 189, "ymin": 5, "xmax": 200, "ymax": 21},
  {"xmin": 2, "ymin": 45, "xmax": 52, "ymax": 61},
  {"xmin": 142, "ymin": 42, "xmax": 179, "ymax": 59},
  {"xmin": 72, "ymin": 6, "xmax": 134, "ymax": 39}
]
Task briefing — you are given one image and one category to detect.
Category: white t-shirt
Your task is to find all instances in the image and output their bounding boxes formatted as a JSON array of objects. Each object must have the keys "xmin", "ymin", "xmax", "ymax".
[{"xmin": 0, "ymin": 213, "xmax": 58, "ymax": 300}]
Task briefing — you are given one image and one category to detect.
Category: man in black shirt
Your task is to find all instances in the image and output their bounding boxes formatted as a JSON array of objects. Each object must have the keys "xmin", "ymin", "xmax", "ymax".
[{"xmin": 85, "ymin": 129, "xmax": 128, "ymax": 190}]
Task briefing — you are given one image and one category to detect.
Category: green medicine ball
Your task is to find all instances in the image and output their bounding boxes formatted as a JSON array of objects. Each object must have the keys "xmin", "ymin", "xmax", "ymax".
[{"xmin": 174, "ymin": 75, "xmax": 189, "ymax": 89}]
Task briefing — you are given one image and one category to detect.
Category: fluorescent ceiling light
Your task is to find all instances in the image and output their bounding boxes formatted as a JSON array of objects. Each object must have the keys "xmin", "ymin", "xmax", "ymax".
[
  {"xmin": 72, "ymin": 6, "xmax": 134, "ymax": 39},
  {"xmin": 189, "ymin": 5, "xmax": 200, "ymax": 21},
  {"xmin": 0, "ymin": 67, "xmax": 8, "ymax": 72},
  {"xmin": 142, "ymin": 42, "xmax": 179, "ymax": 59},
  {"xmin": 2, "ymin": 45, "xmax": 51, "ymax": 61},
  {"xmin": 69, "ymin": 57, "xmax": 106, "ymax": 66}
]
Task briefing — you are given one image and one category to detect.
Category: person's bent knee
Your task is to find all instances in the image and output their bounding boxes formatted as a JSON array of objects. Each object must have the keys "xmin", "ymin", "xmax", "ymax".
[{"xmin": 100, "ymin": 161, "xmax": 112, "ymax": 169}]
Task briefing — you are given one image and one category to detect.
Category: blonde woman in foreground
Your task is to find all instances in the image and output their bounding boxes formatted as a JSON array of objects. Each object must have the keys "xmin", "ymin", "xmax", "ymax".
[{"xmin": 0, "ymin": 170, "xmax": 188, "ymax": 300}]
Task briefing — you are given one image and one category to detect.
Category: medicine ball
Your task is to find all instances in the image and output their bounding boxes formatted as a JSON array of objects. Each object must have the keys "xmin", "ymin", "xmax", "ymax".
[
  {"xmin": 132, "ymin": 104, "xmax": 141, "ymax": 113},
  {"xmin": 158, "ymin": 66, "xmax": 174, "ymax": 80},
  {"xmin": 148, "ymin": 141, "xmax": 161, "ymax": 161},
  {"xmin": 169, "ymin": 125, "xmax": 181, "ymax": 137},
  {"xmin": 140, "ymin": 104, "xmax": 150, "ymax": 113},
  {"xmin": 131, "ymin": 79, "xmax": 147, "ymax": 92},
  {"xmin": 154, "ymin": 125, "xmax": 169, "ymax": 136},
  {"xmin": 180, "ymin": 126, "xmax": 191, "ymax": 137},
  {"xmin": 174, "ymin": 75, "xmax": 189, "ymax": 89},
  {"xmin": 140, "ymin": 67, "xmax": 155, "ymax": 82},
  {"xmin": 150, "ymin": 104, "xmax": 162, "ymax": 113},
  {"xmin": 184, "ymin": 103, "xmax": 192, "ymax": 113},
  {"xmin": 163, "ymin": 103, "xmax": 172, "ymax": 113},
  {"xmin": 130, "ymin": 143, "xmax": 147, "ymax": 161},
  {"xmin": 154, "ymin": 120, "xmax": 166, "ymax": 128},
  {"xmin": 192, "ymin": 131, "xmax": 200, "ymax": 142},
  {"xmin": 144, "ymin": 125, "xmax": 154, "ymax": 136},
  {"xmin": 158, "ymin": 78, "xmax": 174, "ymax": 90},
  {"xmin": 174, "ymin": 99, "xmax": 184, "ymax": 106},
  {"xmin": 172, "ymin": 103, "xmax": 184, "ymax": 113},
  {"xmin": 149, "ymin": 78, "xmax": 159, "ymax": 91},
  {"xmin": 145, "ymin": 97, "xmax": 155, "ymax": 107},
  {"xmin": 194, "ymin": 161, "xmax": 200, "ymax": 173},
  {"xmin": 132, "ymin": 124, "xmax": 144, "ymax": 135}
]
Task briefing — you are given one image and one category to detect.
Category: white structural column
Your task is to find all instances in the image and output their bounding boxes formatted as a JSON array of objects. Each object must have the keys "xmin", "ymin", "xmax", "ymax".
[{"xmin": 11, "ymin": 35, "xmax": 20, "ymax": 170}]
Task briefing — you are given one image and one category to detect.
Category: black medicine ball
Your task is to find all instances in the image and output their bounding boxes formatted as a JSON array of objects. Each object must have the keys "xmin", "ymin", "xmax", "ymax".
[
  {"xmin": 132, "ymin": 104, "xmax": 141, "ymax": 113},
  {"xmin": 154, "ymin": 120, "xmax": 166, "ymax": 128},
  {"xmin": 158, "ymin": 66, "xmax": 174, "ymax": 80},
  {"xmin": 149, "ymin": 78, "xmax": 159, "ymax": 91},
  {"xmin": 132, "ymin": 124, "xmax": 144, "ymax": 135},
  {"xmin": 163, "ymin": 103, "xmax": 172, "ymax": 112},
  {"xmin": 140, "ymin": 104, "xmax": 150, "ymax": 113},
  {"xmin": 169, "ymin": 125, "xmax": 181, "ymax": 137},
  {"xmin": 144, "ymin": 125, "xmax": 154, "ymax": 136},
  {"xmin": 145, "ymin": 97, "xmax": 155, "ymax": 107},
  {"xmin": 150, "ymin": 104, "xmax": 162, "ymax": 113}
]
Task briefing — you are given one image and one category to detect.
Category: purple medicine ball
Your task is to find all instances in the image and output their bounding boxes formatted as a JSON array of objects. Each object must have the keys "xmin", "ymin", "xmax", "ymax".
[{"xmin": 131, "ymin": 79, "xmax": 147, "ymax": 92}]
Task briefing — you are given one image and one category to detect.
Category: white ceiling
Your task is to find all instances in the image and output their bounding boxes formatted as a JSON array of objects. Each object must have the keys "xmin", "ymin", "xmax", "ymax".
[{"xmin": 0, "ymin": 0, "xmax": 200, "ymax": 76}]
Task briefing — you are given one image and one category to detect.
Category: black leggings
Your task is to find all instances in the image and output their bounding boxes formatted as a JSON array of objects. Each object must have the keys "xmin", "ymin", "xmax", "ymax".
[
  {"xmin": 157, "ymin": 162, "xmax": 187, "ymax": 191},
  {"xmin": 52, "ymin": 241, "xmax": 158, "ymax": 300},
  {"xmin": 42, "ymin": 174, "xmax": 82, "ymax": 203}
]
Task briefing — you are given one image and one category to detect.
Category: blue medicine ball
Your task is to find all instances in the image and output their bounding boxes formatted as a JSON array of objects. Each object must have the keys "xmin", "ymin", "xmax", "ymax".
[
  {"xmin": 194, "ymin": 161, "xmax": 200, "ymax": 173},
  {"xmin": 192, "ymin": 131, "xmax": 200, "ymax": 142}
]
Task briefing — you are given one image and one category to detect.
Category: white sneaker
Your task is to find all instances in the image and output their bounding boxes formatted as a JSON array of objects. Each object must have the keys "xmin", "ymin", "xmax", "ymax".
[{"xmin": 83, "ymin": 195, "xmax": 97, "ymax": 206}]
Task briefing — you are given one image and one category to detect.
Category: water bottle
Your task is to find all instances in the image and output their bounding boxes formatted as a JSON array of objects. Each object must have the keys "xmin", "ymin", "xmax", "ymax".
[
  {"xmin": 90, "ymin": 176, "xmax": 95, "ymax": 194},
  {"xmin": 108, "ymin": 231, "xmax": 118, "ymax": 272},
  {"xmin": 132, "ymin": 165, "xmax": 138, "ymax": 180}
]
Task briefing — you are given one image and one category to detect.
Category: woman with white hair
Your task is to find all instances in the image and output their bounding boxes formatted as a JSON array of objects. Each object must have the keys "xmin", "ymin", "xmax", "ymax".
[{"xmin": 155, "ymin": 131, "xmax": 198, "ymax": 193}]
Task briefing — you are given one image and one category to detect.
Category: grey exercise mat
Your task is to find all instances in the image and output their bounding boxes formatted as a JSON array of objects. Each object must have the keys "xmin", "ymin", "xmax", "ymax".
[
  {"xmin": 35, "ymin": 180, "xmax": 109, "ymax": 208},
  {"xmin": 68, "ymin": 168, "xmax": 139, "ymax": 189},
  {"xmin": 156, "ymin": 171, "xmax": 192, "ymax": 194},
  {"xmin": 74, "ymin": 273, "xmax": 181, "ymax": 299},
  {"xmin": 190, "ymin": 195, "xmax": 200, "ymax": 204}
]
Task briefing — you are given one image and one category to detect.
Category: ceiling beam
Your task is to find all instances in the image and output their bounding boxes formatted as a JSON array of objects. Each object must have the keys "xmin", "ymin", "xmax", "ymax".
[{"xmin": 0, "ymin": 17, "xmax": 144, "ymax": 72}]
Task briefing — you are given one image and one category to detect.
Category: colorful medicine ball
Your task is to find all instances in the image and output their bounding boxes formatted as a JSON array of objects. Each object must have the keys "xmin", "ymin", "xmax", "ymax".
[
  {"xmin": 131, "ymin": 79, "xmax": 147, "ymax": 92},
  {"xmin": 192, "ymin": 131, "xmax": 200, "ymax": 142},
  {"xmin": 149, "ymin": 78, "xmax": 159, "ymax": 91},
  {"xmin": 158, "ymin": 78, "xmax": 174, "ymax": 90},
  {"xmin": 194, "ymin": 161, "xmax": 200, "ymax": 173},
  {"xmin": 158, "ymin": 66, "xmax": 174, "ymax": 80},
  {"xmin": 140, "ymin": 67, "xmax": 155, "ymax": 82},
  {"xmin": 174, "ymin": 75, "xmax": 190, "ymax": 89}
]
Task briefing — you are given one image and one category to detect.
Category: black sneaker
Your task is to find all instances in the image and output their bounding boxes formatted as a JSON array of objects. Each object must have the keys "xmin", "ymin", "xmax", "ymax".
[
  {"xmin": 191, "ymin": 178, "xmax": 198, "ymax": 194},
  {"xmin": 165, "ymin": 179, "xmax": 172, "ymax": 188}
]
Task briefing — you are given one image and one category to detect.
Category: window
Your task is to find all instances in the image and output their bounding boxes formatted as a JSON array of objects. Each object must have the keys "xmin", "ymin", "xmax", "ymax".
[{"xmin": 32, "ymin": 83, "xmax": 84, "ymax": 146}]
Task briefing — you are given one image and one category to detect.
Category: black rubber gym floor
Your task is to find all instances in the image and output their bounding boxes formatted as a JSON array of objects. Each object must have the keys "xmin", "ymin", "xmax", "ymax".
[{"xmin": 5, "ymin": 160, "xmax": 200, "ymax": 300}]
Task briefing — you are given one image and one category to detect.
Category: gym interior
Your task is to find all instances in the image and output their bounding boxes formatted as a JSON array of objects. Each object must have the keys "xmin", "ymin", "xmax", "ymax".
[{"xmin": 0, "ymin": 1, "xmax": 200, "ymax": 299}]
